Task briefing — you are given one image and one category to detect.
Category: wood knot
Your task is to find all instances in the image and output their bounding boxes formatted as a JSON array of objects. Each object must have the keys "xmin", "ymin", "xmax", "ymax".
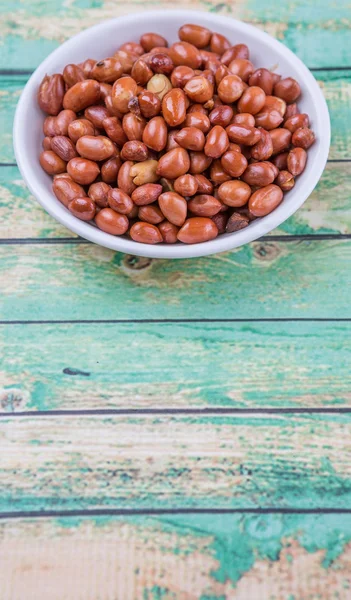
[
  {"xmin": 121, "ymin": 255, "xmax": 153, "ymax": 273},
  {"xmin": 252, "ymin": 241, "xmax": 281, "ymax": 262},
  {"xmin": 0, "ymin": 388, "xmax": 28, "ymax": 412}
]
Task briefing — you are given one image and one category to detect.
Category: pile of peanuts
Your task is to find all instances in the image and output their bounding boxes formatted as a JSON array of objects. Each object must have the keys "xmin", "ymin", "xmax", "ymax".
[{"xmin": 38, "ymin": 24, "xmax": 315, "ymax": 244}]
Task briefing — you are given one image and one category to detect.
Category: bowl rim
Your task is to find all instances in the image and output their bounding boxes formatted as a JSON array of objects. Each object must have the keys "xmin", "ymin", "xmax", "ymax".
[{"xmin": 13, "ymin": 9, "xmax": 331, "ymax": 259}]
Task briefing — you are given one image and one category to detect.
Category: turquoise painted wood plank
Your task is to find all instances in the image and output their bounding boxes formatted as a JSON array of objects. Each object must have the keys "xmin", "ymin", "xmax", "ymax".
[
  {"xmin": 0, "ymin": 0, "xmax": 350, "ymax": 69},
  {"xmin": 1, "ymin": 70, "xmax": 350, "ymax": 163},
  {"xmin": 1, "ymin": 321, "xmax": 350, "ymax": 411},
  {"xmin": 2, "ymin": 513, "xmax": 351, "ymax": 598},
  {"xmin": 1, "ymin": 240, "xmax": 350, "ymax": 321},
  {"xmin": 1, "ymin": 413, "xmax": 351, "ymax": 510},
  {"xmin": 1, "ymin": 162, "xmax": 351, "ymax": 239}
]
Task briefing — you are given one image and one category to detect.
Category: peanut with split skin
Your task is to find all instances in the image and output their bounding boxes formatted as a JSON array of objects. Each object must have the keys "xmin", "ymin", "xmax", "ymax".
[{"xmin": 38, "ymin": 23, "xmax": 315, "ymax": 244}]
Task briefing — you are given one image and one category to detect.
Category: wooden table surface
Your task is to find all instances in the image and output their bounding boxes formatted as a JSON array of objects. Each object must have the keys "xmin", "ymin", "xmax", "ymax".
[{"xmin": 1, "ymin": 0, "xmax": 351, "ymax": 598}]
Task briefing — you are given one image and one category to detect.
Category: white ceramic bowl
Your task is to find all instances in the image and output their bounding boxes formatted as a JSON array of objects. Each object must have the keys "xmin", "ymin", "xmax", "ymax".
[{"xmin": 14, "ymin": 10, "xmax": 330, "ymax": 259}]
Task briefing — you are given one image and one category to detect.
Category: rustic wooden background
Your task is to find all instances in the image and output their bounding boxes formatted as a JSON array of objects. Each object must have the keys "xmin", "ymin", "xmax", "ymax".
[{"xmin": 1, "ymin": 0, "xmax": 351, "ymax": 598}]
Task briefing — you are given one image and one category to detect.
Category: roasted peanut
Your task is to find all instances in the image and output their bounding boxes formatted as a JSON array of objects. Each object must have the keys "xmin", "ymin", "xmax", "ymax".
[
  {"xmin": 138, "ymin": 90, "xmax": 161, "ymax": 118},
  {"xmin": 51, "ymin": 135, "xmax": 78, "ymax": 162},
  {"xmin": 184, "ymin": 76, "xmax": 214, "ymax": 103},
  {"xmin": 179, "ymin": 24, "xmax": 212, "ymax": 48},
  {"xmin": 270, "ymin": 128, "xmax": 292, "ymax": 154},
  {"xmin": 117, "ymin": 160, "xmax": 137, "ymax": 194},
  {"xmin": 184, "ymin": 112, "xmax": 211, "ymax": 133},
  {"xmin": 91, "ymin": 57, "xmax": 124, "ymax": 83},
  {"xmin": 157, "ymin": 147, "xmax": 190, "ymax": 178},
  {"xmin": 68, "ymin": 197, "xmax": 96, "ymax": 221},
  {"xmin": 175, "ymin": 127, "xmax": 205, "ymax": 151},
  {"xmin": 44, "ymin": 110, "xmax": 76, "ymax": 137},
  {"xmin": 242, "ymin": 161, "xmax": 276, "ymax": 187},
  {"xmin": 276, "ymin": 170, "xmax": 295, "ymax": 191},
  {"xmin": 63, "ymin": 79, "xmax": 100, "ymax": 112},
  {"xmin": 249, "ymin": 184, "xmax": 283, "ymax": 216},
  {"xmin": 251, "ymin": 128, "xmax": 273, "ymax": 161},
  {"xmin": 102, "ymin": 116, "xmax": 128, "ymax": 146},
  {"xmin": 255, "ymin": 109, "xmax": 284, "ymax": 130},
  {"xmin": 263, "ymin": 95, "xmax": 287, "ymax": 117},
  {"xmin": 140, "ymin": 33, "xmax": 168, "ymax": 52},
  {"xmin": 204, "ymin": 125, "xmax": 229, "ymax": 158},
  {"xmin": 42, "ymin": 137, "xmax": 52, "ymax": 150},
  {"xmin": 112, "ymin": 76, "xmax": 138, "ymax": 114},
  {"xmin": 209, "ymin": 105, "xmax": 233, "ymax": 127},
  {"xmin": 162, "ymin": 88, "xmax": 187, "ymax": 127},
  {"xmin": 67, "ymin": 157, "xmax": 100, "ymax": 184},
  {"xmin": 217, "ymin": 75, "xmax": 244, "ymax": 103},
  {"xmin": 284, "ymin": 113, "xmax": 309, "ymax": 132},
  {"xmin": 274, "ymin": 77, "xmax": 301, "ymax": 103},
  {"xmin": 88, "ymin": 182, "xmax": 111, "ymax": 207},
  {"xmin": 131, "ymin": 58, "xmax": 153, "ymax": 85},
  {"xmin": 121, "ymin": 140, "xmax": 148, "ymax": 162},
  {"xmin": 285, "ymin": 103, "xmax": 299, "ymax": 119},
  {"xmin": 122, "ymin": 113, "xmax": 146, "ymax": 141},
  {"xmin": 63, "ymin": 64, "xmax": 85, "ymax": 88},
  {"xmin": 215, "ymin": 64, "xmax": 230, "ymax": 86},
  {"xmin": 130, "ymin": 221, "xmax": 163, "ymax": 243},
  {"xmin": 237, "ymin": 86, "xmax": 266, "ymax": 115},
  {"xmin": 169, "ymin": 42, "xmax": 202, "ymax": 69},
  {"xmin": 228, "ymin": 59, "xmax": 254, "ymax": 82},
  {"xmin": 149, "ymin": 53, "xmax": 174, "ymax": 75},
  {"xmin": 147, "ymin": 74, "xmax": 172, "ymax": 99},
  {"xmin": 166, "ymin": 130, "xmax": 181, "ymax": 151},
  {"xmin": 287, "ymin": 147, "xmax": 307, "ymax": 176},
  {"xmin": 76, "ymin": 135, "xmax": 116, "ymax": 161},
  {"xmin": 101, "ymin": 157, "xmax": 121, "ymax": 184},
  {"xmin": 39, "ymin": 150, "xmax": 66, "ymax": 175},
  {"xmin": 142, "ymin": 116, "xmax": 168, "ymax": 152},
  {"xmin": 226, "ymin": 123, "xmax": 261, "ymax": 146},
  {"xmin": 130, "ymin": 160, "xmax": 159, "ymax": 185},
  {"xmin": 177, "ymin": 217, "xmax": 218, "ymax": 243},
  {"xmin": 193, "ymin": 174, "xmax": 213, "ymax": 194},
  {"xmin": 221, "ymin": 44, "xmax": 249, "ymax": 65},
  {"xmin": 38, "ymin": 74, "xmax": 65, "ymax": 115},
  {"xmin": 248, "ymin": 68, "xmax": 274, "ymax": 95},
  {"xmin": 159, "ymin": 220, "xmax": 179, "ymax": 243},
  {"xmin": 80, "ymin": 58, "xmax": 96, "ymax": 78},
  {"xmin": 68, "ymin": 118, "xmax": 95, "ymax": 143},
  {"xmin": 209, "ymin": 159, "xmax": 232, "ymax": 184},
  {"xmin": 189, "ymin": 151, "xmax": 212, "ymax": 174},
  {"xmin": 221, "ymin": 150, "xmax": 247, "ymax": 177},
  {"xmin": 210, "ymin": 32, "xmax": 230, "ymax": 55},
  {"xmin": 138, "ymin": 204, "xmax": 164, "ymax": 224},
  {"xmin": 53, "ymin": 176, "xmax": 85, "ymax": 207},
  {"xmin": 171, "ymin": 66, "xmax": 195, "ymax": 88},
  {"xmin": 95, "ymin": 208, "xmax": 129, "ymax": 235},
  {"xmin": 119, "ymin": 41, "xmax": 144, "ymax": 56},
  {"xmin": 272, "ymin": 151, "xmax": 289, "ymax": 170},
  {"xmin": 218, "ymin": 180, "xmax": 251, "ymax": 207},
  {"xmin": 174, "ymin": 174, "xmax": 198, "ymax": 197},
  {"xmin": 159, "ymin": 192, "xmax": 187, "ymax": 226},
  {"xmin": 188, "ymin": 194, "xmax": 222, "ymax": 217},
  {"xmin": 84, "ymin": 105, "xmax": 110, "ymax": 128},
  {"xmin": 131, "ymin": 183, "xmax": 163, "ymax": 206},
  {"xmin": 292, "ymin": 127, "xmax": 315, "ymax": 149},
  {"xmin": 107, "ymin": 188, "xmax": 134, "ymax": 214}
]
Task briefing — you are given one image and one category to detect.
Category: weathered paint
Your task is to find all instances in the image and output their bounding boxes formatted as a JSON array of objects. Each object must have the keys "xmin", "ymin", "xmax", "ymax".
[
  {"xmin": 1, "ymin": 162, "xmax": 351, "ymax": 239},
  {"xmin": 2, "ymin": 71, "xmax": 351, "ymax": 162},
  {"xmin": 1, "ymin": 0, "xmax": 350, "ymax": 69},
  {"xmin": 1, "ymin": 0, "xmax": 350, "ymax": 595},
  {"xmin": 1, "ymin": 414, "xmax": 351, "ymax": 510},
  {"xmin": 1, "ymin": 514, "xmax": 351, "ymax": 599},
  {"xmin": 0, "ymin": 321, "xmax": 350, "ymax": 411},
  {"xmin": 1, "ymin": 240, "xmax": 350, "ymax": 320}
]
